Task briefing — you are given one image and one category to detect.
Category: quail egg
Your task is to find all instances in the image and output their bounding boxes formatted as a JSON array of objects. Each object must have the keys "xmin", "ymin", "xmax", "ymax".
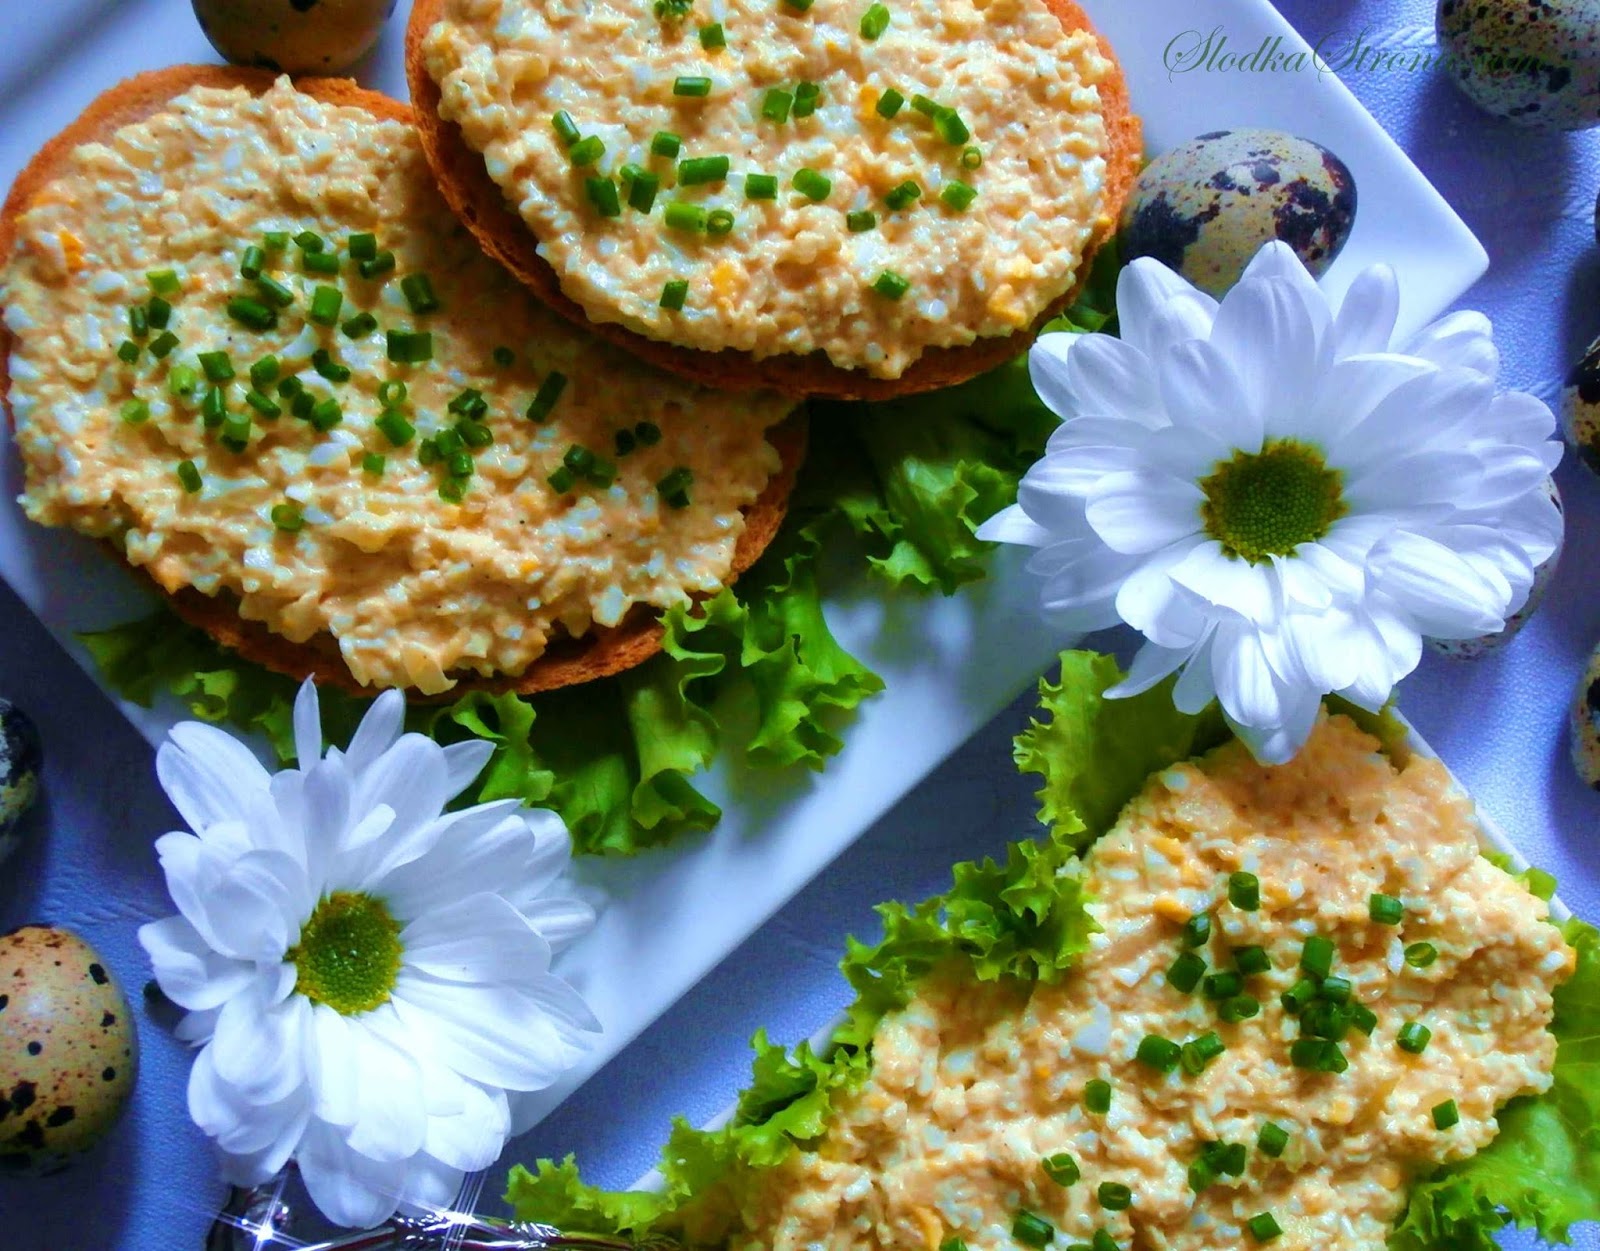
[
  {"xmin": 0, "ymin": 700, "xmax": 40, "ymax": 869},
  {"xmin": 1429, "ymin": 479, "xmax": 1563, "ymax": 659},
  {"xmin": 0, "ymin": 927, "xmax": 136, "ymax": 1176},
  {"xmin": 1119, "ymin": 129, "xmax": 1357, "ymax": 297},
  {"xmin": 1562, "ymin": 329, "xmax": 1600, "ymax": 477},
  {"xmin": 1438, "ymin": 0, "xmax": 1600, "ymax": 130},
  {"xmin": 191, "ymin": 0, "xmax": 396, "ymax": 75}
]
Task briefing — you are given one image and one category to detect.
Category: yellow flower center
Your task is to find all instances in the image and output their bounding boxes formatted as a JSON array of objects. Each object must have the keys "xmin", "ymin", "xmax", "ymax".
[
  {"xmin": 1198, "ymin": 439, "xmax": 1347, "ymax": 564},
  {"xmin": 287, "ymin": 891, "xmax": 403, "ymax": 1016}
]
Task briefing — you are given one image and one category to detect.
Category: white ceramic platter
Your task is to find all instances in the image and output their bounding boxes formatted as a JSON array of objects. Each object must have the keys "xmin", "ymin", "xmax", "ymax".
[{"xmin": 0, "ymin": 0, "xmax": 1489, "ymax": 1138}]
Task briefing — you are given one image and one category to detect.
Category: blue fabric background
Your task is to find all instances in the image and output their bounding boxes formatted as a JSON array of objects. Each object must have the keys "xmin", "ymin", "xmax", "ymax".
[{"xmin": 2, "ymin": 0, "xmax": 1598, "ymax": 1245}]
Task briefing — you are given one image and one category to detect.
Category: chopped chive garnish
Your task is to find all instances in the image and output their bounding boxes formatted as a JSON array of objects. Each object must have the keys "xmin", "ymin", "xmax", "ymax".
[
  {"xmin": 1300, "ymin": 1000, "xmax": 1351, "ymax": 1041},
  {"xmin": 129, "ymin": 305, "xmax": 149, "ymax": 338},
  {"xmin": 168, "ymin": 364, "xmax": 199, "ymax": 397},
  {"xmin": 377, "ymin": 380, "xmax": 407, "ymax": 405},
  {"xmin": 119, "ymin": 399, "xmax": 150, "ymax": 425},
  {"xmin": 1234, "ymin": 946, "xmax": 1271, "ymax": 976},
  {"xmin": 564, "ymin": 444, "xmax": 596, "ymax": 473},
  {"xmin": 1370, "ymin": 893, "xmax": 1405, "ymax": 924},
  {"xmin": 1091, "ymin": 1233, "xmax": 1117, "ymax": 1251},
  {"xmin": 1301, "ymin": 935, "xmax": 1335, "ymax": 979},
  {"xmin": 250, "ymin": 356, "xmax": 280, "ymax": 390},
  {"xmin": 872, "ymin": 269, "xmax": 911, "ymax": 300},
  {"xmin": 782, "ymin": 0, "xmax": 814, "ymax": 10},
  {"xmin": 1041, "ymin": 1153, "xmax": 1079, "ymax": 1187},
  {"xmin": 493, "ymin": 346, "xmax": 516, "ymax": 367},
  {"xmin": 679, "ymin": 155, "xmax": 730, "ymax": 185},
  {"xmin": 547, "ymin": 465, "xmax": 576, "ymax": 493},
  {"xmin": 586, "ymin": 456, "xmax": 617, "ymax": 488},
  {"xmin": 177, "ymin": 460, "xmax": 202, "ymax": 493},
  {"xmin": 200, "ymin": 385, "xmax": 227, "ymax": 427},
  {"xmin": 309, "ymin": 285, "xmax": 344, "ymax": 325},
  {"xmin": 1096, "ymin": 1182, "xmax": 1131, "ymax": 1212},
  {"xmin": 198, "ymin": 351, "xmax": 234, "ymax": 383},
  {"xmin": 362, "ymin": 453, "xmax": 385, "ymax": 475},
  {"xmin": 635, "ymin": 420, "xmax": 662, "ymax": 445},
  {"xmin": 629, "ymin": 171, "xmax": 661, "ymax": 212},
  {"xmin": 245, "ymin": 390, "xmax": 280, "ymax": 419},
  {"xmin": 651, "ymin": 130, "xmax": 683, "ymax": 158},
  {"xmin": 417, "ymin": 438, "xmax": 441, "ymax": 466},
  {"xmin": 341, "ymin": 311, "xmax": 378, "ymax": 339},
  {"xmin": 458, "ymin": 420, "xmax": 493, "ymax": 449},
  {"xmin": 615, "ymin": 427, "xmax": 638, "ymax": 456},
  {"xmin": 793, "ymin": 81, "xmax": 821, "ymax": 118},
  {"xmin": 940, "ymin": 179, "xmax": 978, "ymax": 211},
  {"xmin": 961, "ymin": 144, "xmax": 983, "ymax": 169},
  {"xmin": 240, "ymin": 245, "xmax": 266, "ymax": 280},
  {"xmin": 1432, "ymin": 1100, "xmax": 1459, "ymax": 1130},
  {"xmin": 448, "ymin": 388, "xmax": 488, "ymax": 418},
  {"xmin": 437, "ymin": 478, "xmax": 463, "ymax": 502},
  {"xmin": 147, "ymin": 269, "xmax": 180, "ymax": 295},
  {"xmin": 1181, "ymin": 912, "xmax": 1212, "ymax": 947},
  {"xmin": 793, "ymin": 168, "xmax": 832, "ymax": 201},
  {"xmin": 256, "ymin": 275, "xmax": 295, "ymax": 307},
  {"xmin": 586, "ymin": 176, "xmax": 623, "ymax": 217},
  {"xmin": 1166, "ymin": 950, "xmax": 1206, "ymax": 994},
  {"xmin": 745, "ymin": 173, "xmax": 779, "ymax": 200},
  {"xmin": 1011, "ymin": 1212, "xmax": 1054, "ymax": 1249},
  {"xmin": 292, "ymin": 392, "xmax": 315, "ymax": 420},
  {"xmin": 707, "ymin": 208, "xmax": 735, "ymax": 236},
  {"xmin": 220, "ymin": 413, "xmax": 252, "ymax": 451},
  {"xmin": 1187, "ymin": 1155, "xmax": 1215, "ymax": 1193},
  {"xmin": 146, "ymin": 296, "xmax": 172, "ymax": 329},
  {"xmin": 1180, "ymin": 1031, "xmax": 1225, "ymax": 1075},
  {"xmin": 400, "ymin": 273, "xmax": 440, "ymax": 314},
  {"xmin": 526, "ymin": 371, "xmax": 568, "ymax": 422},
  {"xmin": 552, "ymin": 110, "xmax": 581, "ymax": 147},
  {"xmin": 1349, "ymin": 1003, "xmax": 1379, "ymax": 1035},
  {"xmin": 294, "ymin": 230, "xmax": 325, "ymax": 253},
  {"xmin": 761, "ymin": 89, "xmax": 794, "ymax": 123},
  {"xmin": 1084, "ymin": 1078, "xmax": 1111, "ymax": 1112},
  {"xmin": 271, "ymin": 503, "xmax": 304, "ymax": 532},
  {"xmin": 1397, "ymin": 1021, "xmax": 1432, "ymax": 1053},
  {"xmin": 1289, "ymin": 1038, "xmax": 1347, "ymax": 1073},
  {"xmin": 860, "ymin": 2, "xmax": 890, "ymax": 38},
  {"xmin": 309, "ymin": 397, "xmax": 342, "ymax": 432},
  {"xmin": 1257, "ymin": 1122, "xmax": 1290, "ymax": 1157},
  {"xmin": 657, "ymin": 466, "xmax": 693, "ymax": 507},
  {"xmin": 664, "ymin": 201, "xmax": 709, "ymax": 232},
  {"xmin": 699, "ymin": 21, "xmax": 725, "ymax": 48},
  {"xmin": 116, "ymin": 340, "xmax": 140, "ymax": 364},
  {"xmin": 876, "ymin": 87, "xmax": 905, "ymax": 118},
  {"xmin": 302, "ymin": 250, "xmax": 340, "ymax": 275},
  {"xmin": 1319, "ymin": 975, "xmax": 1353, "ymax": 1003},
  {"xmin": 1134, "ymin": 1034, "xmax": 1181, "ymax": 1073},
  {"xmin": 435, "ymin": 428, "xmax": 465, "ymax": 459},
  {"xmin": 148, "ymin": 331, "xmax": 179, "ymax": 360},
  {"xmin": 934, "ymin": 109, "xmax": 970, "ymax": 144},
  {"xmin": 386, "ymin": 330, "xmax": 433, "ymax": 363},
  {"xmin": 673, "ymin": 76, "xmax": 712, "ymax": 97},
  {"xmin": 660, "ymin": 280, "xmax": 689, "ymax": 310},
  {"xmin": 277, "ymin": 376, "xmax": 303, "ymax": 399},
  {"xmin": 348, "ymin": 233, "xmax": 378, "ymax": 261},
  {"xmin": 1211, "ymin": 1142, "xmax": 1247, "ymax": 1176},
  {"xmin": 263, "ymin": 231, "xmax": 289, "ymax": 250},
  {"xmin": 1405, "ymin": 941, "xmax": 1438, "ymax": 968},
  {"xmin": 845, "ymin": 209, "xmax": 877, "ymax": 232},
  {"xmin": 376, "ymin": 409, "xmax": 416, "ymax": 446},
  {"xmin": 1246, "ymin": 1214, "xmax": 1282, "ymax": 1243},
  {"xmin": 446, "ymin": 451, "xmax": 474, "ymax": 478},
  {"xmin": 359, "ymin": 251, "xmax": 397, "ymax": 280},
  {"xmin": 1202, "ymin": 971, "xmax": 1241, "ymax": 1000},
  {"xmin": 569, "ymin": 135, "xmax": 606, "ymax": 167},
  {"xmin": 1281, "ymin": 978, "xmax": 1317, "ymax": 1014},
  {"xmin": 884, "ymin": 180, "xmax": 922, "ymax": 210},
  {"xmin": 312, "ymin": 348, "xmax": 351, "ymax": 383},
  {"xmin": 1228, "ymin": 871, "xmax": 1261, "ymax": 911},
  {"xmin": 1219, "ymin": 994, "xmax": 1260, "ymax": 1023},
  {"xmin": 228, "ymin": 297, "xmax": 277, "ymax": 331}
]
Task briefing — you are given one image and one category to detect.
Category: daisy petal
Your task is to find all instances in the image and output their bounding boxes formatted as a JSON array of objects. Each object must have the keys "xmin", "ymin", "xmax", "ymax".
[
  {"xmin": 292, "ymin": 679, "xmax": 324, "ymax": 769},
  {"xmin": 1106, "ymin": 640, "xmax": 1193, "ymax": 698},
  {"xmin": 1161, "ymin": 339, "xmax": 1262, "ymax": 452},
  {"xmin": 1330, "ymin": 263, "xmax": 1399, "ymax": 357},
  {"xmin": 343, "ymin": 1023, "xmax": 427, "ymax": 1162},
  {"xmin": 139, "ymin": 915, "xmax": 254, "ymax": 1012},
  {"xmin": 1117, "ymin": 257, "xmax": 1217, "ymax": 360},
  {"xmin": 1370, "ymin": 531, "xmax": 1507, "ymax": 637},
  {"xmin": 390, "ymin": 974, "xmax": 592, "ymax": 1090},
  {"xmin": 420, "ymin": 1077, "xmax": 509, "ymax": 1172},
  {"xmin": 975, "ymin": 503, "xmax": 1052, "ymax": 547},
  {"xmin": 344, "ymin": 690, "xmax": 406, "ymax": 775},
  {"xmin": 1028, "ymin": 331, "xmax": 1084, "ymax": 419},
  {"xmin": 442, "ymin": 740, "xmax": 496, "ymax": 800},
  {"xmin": 1084, "ymin": 471, "xmax": 1203, "ymax": 554},
  {"xmin": 1402, "ymin": 310, "xmax": 1498, "ymax": 377},
  {"xmin": 1210, "ymin": 274, "xmax": 1329, "ymax": 431},
  {"xmin": 160, "ymin": 725, "xmax": 272, "ymax": 827},
  {"xmin": 400, "ymin": 893, "xmax": 554, "ymax": 987},
  {"xmin": 210, "ymin": 984, "xmax": 309, "ymax": 1106},
  {"xmin": 297, "ymin": 1120, "xmax": 414, "ymax": 1229},
  {"xmin": 1065, "ymin": 333, "xmax": 1160, "ymax": 423},
  {"xmin": 303, "ymin": 1004, "xmax": 361, "ymax": 1127}
]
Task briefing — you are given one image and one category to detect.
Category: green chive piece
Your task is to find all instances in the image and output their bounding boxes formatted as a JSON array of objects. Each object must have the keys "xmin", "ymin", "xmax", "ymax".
[
  {"xmin": 240, "ymin": 245, "xmax": 266, "ymax": 281},
  {"xmin": 911, "ymin": 93, "xmax": 940, "ymax": 118},
  {"xmin": 312, "ymin": 348, "xmax": 351, "ymax": 383},
  {"xmin": 249, "ymin": 356, "xmax": 280, "ymax": 390},
  {"xmin": 1202, "ymin": 971, "xmax": 1242, "ymax": 1000},
  {"xmin": 168, "ymin": 364, "xmax": 199, "ymax": 398},
  {"xmin": 707, "ymin": 208, "xmax": 735, "ymax": 236},
  {"xmin": 1228, "ymin": 871, "xmax": 1261, "ymax": 911},
  {"xmin": 493, "ymin": 346, "xmax": 515, "ymax": 367},
  {"xmin": 660, "ymin": 280, "xmax": 689, "ymax": 311},
  {"xmin": 119, "ymin": 399, "xmax": 150, "ymax": 425},
  {"xmin": 348, "ymin": 232, "xmax": 378, "ymax": 261},
  {"xmin": 782, "ymin": 0, "xmax": 814, "ymax": 11},
  {"xmin": 271, "ymin": 503, "xmax": 305, "ymax": 532},
  {"xmin": 1180, "ymin": 1031, "xmax": 1225, "ymax": 1075},
  {"xmin": 440, "ymin": 477, "xmax": 468, "ymax": 505},
  {"xmin": 664, "ymin": 201, "xmax": 709, "ymax": 232},
  {"xmin": 1219, "ymin": 994, "xmax": 1260, "ymax": 1023},
  {"xmin": 940, "ymin": 179, "xmax": 978, "ymax": 211},
  {"xmin": 585, "ymin": 176, "xmax": 623, "ymax": 217},
  {"xmin": 448, "ymin": 388, "xmax": 488, "ymax": 418},
  {"xmin": 564, "ymin": 444, "xmax": 596, "ymax": 473},
  {"xmin": 148, "ymin": 331, "xmax": 179, "ymax": 360},
  {"xmin": 1180, "ymin": 913, "xmax": 1212, "ymax": 947},
  {"xmin": 435, "ymin": 428, "xmax": 465, "ymax": 459},
  {"xmin": 1301, "ymin": 935, "xmax": 1335, "ymax": 979},
  {"xmin": 651, "ymin": 130, "xmax": 683, "ymax": 158},
  {"xmin": 552, "ymin": 110, "xmax": 581, "ymax": 147},
  {"xmin": 116, "ymin": 340, "xmax": 140, "ymax": 364},
  {"xmin": 547, "ymin": 465, "xmax": 576, "ymax": 492},
  {"xmin": 699, "ymin": 21, "xmax": 725, "ymax": 48},
  {"xmin": 147, "ymin": 269, "xmax": 180, "ymax": 295},
  {"xmin": 1349, "ymin": 1003, "xmax": 1379, "ymax": 1035},
  {"xmin": 309, "ymin": 285, "xmax": 344, "ymax": 326},
  {"xmin": 386, "ymin": 330, "xmax": 433, "ymax": 363},
  {"xmin": 146, "ymin": 296, "xmax": 172, "ymax": 329},
  {"xmin": 884, "ymin": 179, "xmax": 922, "ymax": 210},
  {"xmin": 1405, "ymin": 941, "xmax": 1439, "ymax": 968},
  {"xmin": 1084, "ymin": 1078, "xmax": 1111, "ymax": 1113},
  {"xmin": 342, "ymin": 311, "xmax": 379, "ymax": 339},
  {"xmin": 745, "ymin": 173, "xmax": 779, "ymax": 200},
  {"xmin": 635, "ymin": 420, "xmax": 662, "ymax": 445},
  {"xmin": 458, "ymin": 420, "xmax": 493, "ymax": 449},
  {"xmin": 400, "ymin": 273, "xmax": 440, "ymax": 314},
  {"xmin": 1397, "ymin": 1021, "xmax": 1432, "ymax": 1054},
  {"xmin": 526, "ymin": 371, "xmax": 568, "ymax": 422},
  {"xmin": 220, "ymin": 413, "xmax": 252, "ymax": 451},
  {"xmin": 673, "ymin": 76, "xmax": 712, "ymax": 97},
  {"xmin": 961, "ymin": 144, "xmax": 983, "ymax": 169},
  {"xmin": 302, "ymin": 251, "xmax": 340, "ymax": 276},
  {"xmin": 1011, "ymin": 1211, "xmax": 1054, "ymax": 1249},
  {"xmin": 860, "ymin": 2, "xmax": 890, "ymax": 38},
  {"xmin": 1319, "ymin": 975, "xmax": 1353, "ymax": 1003},
  {"xmin": 1041, "ymin": 1153, "xmax": 1079, "ymax": 1187},
  {"xmin": 846, "ymin": 209, "xmax": 878, "ymax": 232},
  {"xmin": 1300, "ymin": 999, "xmax": 1351, "ymax": 1041},
  {"xmin": 309, "ymin": 397, "xmax": 342, "ymax": 432},
  {"xmin": 876, "ymin": 87, "xmax": 905, "ymax": 118},
  {"xmin": 197, "ymin": 351, "xmax": 234, "ymax": 383},
  {"xmin": 1369, "ymin": 893, "xmax": 1405, "ymax": 924},
  {"xmin": 291, "ymin": 392, "xmax": 315, "ymax": 420},
  {"xmin": 1257, "ymin": 1122, "xmax": 1290, "ymax": 1158},
  {"xmin": 1166, "ymin": 950, "xmax": 1206, "ymax": 994},
  {"xmin": 615, "ymin": 427, "xmax": 638, "ymax": 456},
  {"xmin": 359, "ymin": 251, "xmax": 397, "ymax": 280},
  {"xmin": 1432, "ymin": 1100, "xmax": 1459, "ymax": 1130},
  {"xmin": 377, "ymin": 380, "xmax": 407, "ymax": 405},
  {"xmin": 872, "ymin": 269, "xmax": 910, "ymax": 299},
  {"xmin": 277, "ymin": 375, "xmax": 303, "ymax": 399},
  {"xmin": 1096, "ymin": 1183, "xmax": 1131, "ymax": 1212},
  {"xmin": 1281, "ymin": 978, "xmax": 1318, "ymax": 1014},
  {"xmin": 242, "ymin": 389, "xmax": 279, "ymax": 419},
  {"xmin": 792, "ymin": 80, "xmax": 821, "ymax": 118},
  {"xmin": 256, "ymin": 275, "xmax": 295, "ymax": 308},
  {"xmin": 1091, "ymin": 1233, "xmax": 1117, "ymax": 1251},
  {"xmin": 934, "ymin": 109, "xmax": 970, "ymax": 144},
  {"xmin": 568, "ymin": 135, "xmax": 605, "ymax": 167},
  {"xmin": 762, "ymin": 89, "xmax": 794, "ymax": 123},
  {"xmin": 793, "ymin": 168, "xmax": 832, "ymax": 201},
  {"xmin": 129, "ymin": 305, "xmax": 149, "ymax": 339},
  {"xmin": 1246, "ymin": 1213, "xmax": 1282, "ymax": 1243},
  {"xmin": 263, "ymin": 231, "xmax": 289, "ymax": 251},
  {"xmin": 1234, "ymin": 946, "xmax": 1271, "ymax": 976},
  {"xmin": 1186, "ymin": 1155, "xmax": 1215, "ymax": 1193},
  {"xmin": 586, "ymin": 456, "xmax": 617, "ymax": 488},
  {"xmin": 940, "ymin": 1238, "xmax": 967, "ymax": 1251},
  {"xmin": 1210, "ymin": 1142, "xmax": 1247, "ymax": 1176},
  {"xmin": 1289, "ymin": 1038, "xmax": 1348, "ymax": 1073},
  {"xmin": 294, "ymin": 230, "xmax": 325, "ymax": 254},
  {"xmin": 679, "ymin": 155, "xmax": 730, "ymax": 186},
  {"xmin": 227, "ymin": 297, "xmax": 276, "ymax": 331},
  {"xmin": 629, "ymin": 171, "xmax": 661, "ymax": 212},
  {"xmin": 417, "ymin": 438, "xmax": 441, "ymax": 466},
  {"xmin": 376, "ymin": 409, "xmax": 416, "ymax": 446},
  {"xmin": 362, "ymin": 453, "xmax": 385, "ymax": 475},
  {"xmin": 200, "ymin": 385, "xmax": 227, "ymax": 427},
  {"xmin": 447, "ymin": 451, "xmax": 474, "ymax": 478},
  {"xmin": 177, "ymin": 460, "xmax": 202, "ymax": 493},
  {"xmin": 1135, "ymin": 1034, "xmax": 1181, "ymax": 1074}
]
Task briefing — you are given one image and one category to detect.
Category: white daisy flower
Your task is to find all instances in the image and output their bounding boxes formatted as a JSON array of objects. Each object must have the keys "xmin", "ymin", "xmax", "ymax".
[
  {"xmin": 137, "ymin": 681, "xmax": 600, "ymax": 1228},
  {"xmin": 979, "ymin": 242, "xmax": 1563, "ymax": 764}
]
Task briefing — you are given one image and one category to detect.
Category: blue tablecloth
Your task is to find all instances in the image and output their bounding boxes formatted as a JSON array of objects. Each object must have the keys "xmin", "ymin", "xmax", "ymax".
[{"xmin": 3, "ymin": 0, "xmax": 1598, "ymax": 1245}]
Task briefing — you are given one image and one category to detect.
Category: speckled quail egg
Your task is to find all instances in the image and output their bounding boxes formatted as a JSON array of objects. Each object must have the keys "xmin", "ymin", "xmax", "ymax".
[
  {"xmin": 1429, "ymin": 479, "xmax": 1563, "ymax": 659},
  {"xmin": 1119, "ymin": 130, "xmax": 1357, "ymax": 297},
  {"xmin": 1573, "ymin": 643, "xmax": 1600, "ymax": 789},
  {"xmin": 191, "ymin": 0, "xmax": 396, "ymax": 75},
  {"xmin": 1438, "ymin": 0, "xmax": 1600, "ymax": 130},
  {"xmin": 1562, "ymin": 330, "xmax": 1600, "ymax": 477},
  {"xmin": 0, "ymin": 701, "xmax": 41, "ymax": 869},
  {"xmin": 0, "ymin": 927, "xmax": 136, "ymax": 1176}
]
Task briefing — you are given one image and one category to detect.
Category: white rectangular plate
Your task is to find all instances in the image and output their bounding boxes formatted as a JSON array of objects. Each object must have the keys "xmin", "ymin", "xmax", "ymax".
[{"xmin": 0, "ymin": 0, "xmax": 1490, "ymax": 1139}]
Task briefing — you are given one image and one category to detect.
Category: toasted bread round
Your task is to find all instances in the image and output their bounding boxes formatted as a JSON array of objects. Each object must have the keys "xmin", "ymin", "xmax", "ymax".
[
  {"xmin": 405, "ymin": 0, "xmax": 1141, "ymax": 402},
  {"xmin": 0, "ymin": 65, "xmax": 807, "ymax": 701}
]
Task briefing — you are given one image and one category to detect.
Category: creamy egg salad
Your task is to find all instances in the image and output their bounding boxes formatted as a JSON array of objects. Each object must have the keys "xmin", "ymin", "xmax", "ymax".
[
  {"xmin": 2, "ymin": 78, "xmax": 792, "ymax": 694},
  {"xmin": 728, "ymin": 716, "xmax": 1573, "ymax": 1251},
  {"xmin": 422, "ymin": 0, "xmax": 1114, "ymax": 377}
]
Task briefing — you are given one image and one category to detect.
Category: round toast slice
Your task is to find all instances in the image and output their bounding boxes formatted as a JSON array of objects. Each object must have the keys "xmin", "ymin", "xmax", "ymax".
[
  {"xmin": 405, "ymin": 0, "xmax": 1142, "ymax": 402},
  {"xmin": 0, "ymin": 65, "xmax": 807, "ymax": 701}
]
